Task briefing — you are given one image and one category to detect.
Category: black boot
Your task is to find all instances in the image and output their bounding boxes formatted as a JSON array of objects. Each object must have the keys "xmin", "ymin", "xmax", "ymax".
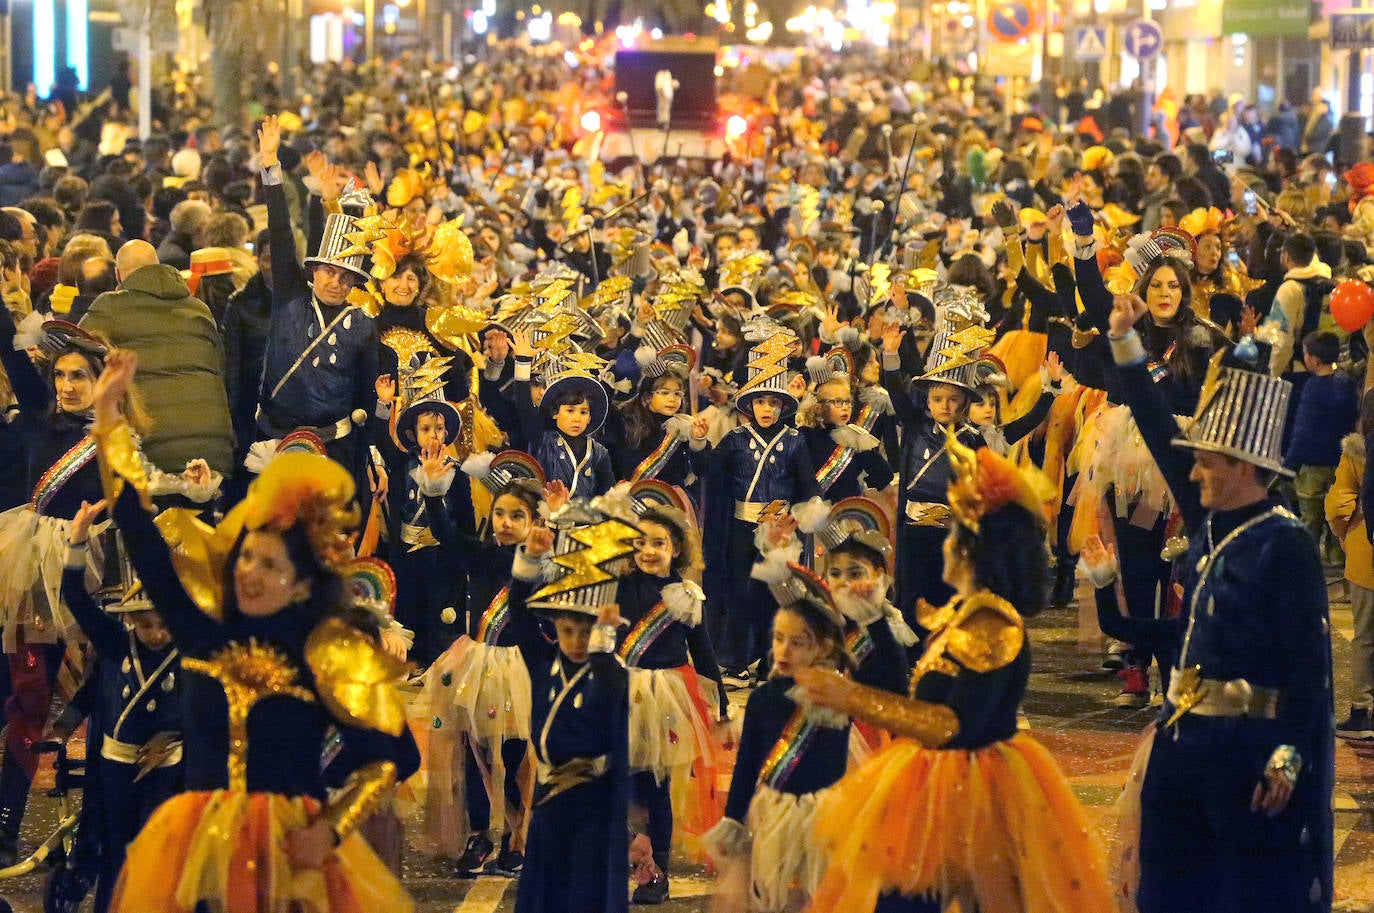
[
  {"xmin": 0, "ymin": 751, "xmax": 32, "ymax": 868},
  {"xmin": 1050, "ymin": 557, "xmax": 1076, "ymax": 607}
]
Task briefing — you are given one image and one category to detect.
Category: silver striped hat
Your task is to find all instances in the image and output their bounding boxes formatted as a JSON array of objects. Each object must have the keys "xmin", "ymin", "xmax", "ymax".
[{"xmin": 1172, "ymin": 360, "xmax": 1292, "ymax": 477}]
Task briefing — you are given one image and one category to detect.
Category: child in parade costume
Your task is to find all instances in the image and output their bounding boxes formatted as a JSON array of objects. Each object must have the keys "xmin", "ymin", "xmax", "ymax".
[
  {"xmin": 62, "ymin": 513, "xmax": 185, "ymax": 913},
  {"xmin": 594, "ymin": 480, "xmax": 728, "ymax": 904},
  {"xmin": 416, "ymin": 451, "xmax": 545, "ymax": 877},
  {"xmin": 968, "ymin": 352, "xmax": 1073, "ymax": 457},
  {"xmin": 508, "ymin": 499, "xmax": 635, "ymax": 913},
  {"xmin": 798, "ymin": 349, "xmax": 894, "ymax": 501},
  {"xmin": 690, "ymin": 326, "xmax": 823, "ymax": 685},
  {"xmin": 703, "ymin": 563, "xmax": 856, "ymax": 913},
  {"xmin": 608, "ymin": 345, "xmax": 698, "ymax": 488},
  {"xmin": 793, "ymin": 431, "xmax": 1117, "ymax": 913},
  {"xmin": 878, "ymin": 293, "xmax": 991, "ymax": 627},
  {"xmin": 90, "ymin": 349, "xmax": 415, "ymax": 913},
  {"xmin": 511, "ymin": 329, "xmax": 616, "ymax": 499},
  {"xmin": 1105, "ymin": 294, "xmax": 1333, "ymax": 913},
  {"xmin": 0, "ymin": 313, "xmax": 218, "ymax": 866},
  {"xmin": 371, "ymin": 352, "xmax": 475, "ymax": 666}
]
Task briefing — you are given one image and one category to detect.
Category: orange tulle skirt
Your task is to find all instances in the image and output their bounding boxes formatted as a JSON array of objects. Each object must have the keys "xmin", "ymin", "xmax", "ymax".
[
  {"xmin": 808, "ymin": 733, "xmax": 1118, "ymax": 913},
  {"xmin": 109, "ymin": 790, "xmax": 414, "ymax": 913}
]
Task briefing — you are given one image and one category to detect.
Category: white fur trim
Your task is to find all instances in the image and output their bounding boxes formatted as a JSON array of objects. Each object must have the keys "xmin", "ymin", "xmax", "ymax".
[
  {"xmin": 411, "ymin": 464, "xmax": 455, "ymax": 498},
  {"xmin": 785, "ymin": 685, "xmax": 850, "ymax": 729},
  {"xmin": 635, "ymin": 345, "xmax": 658, "ymax": 368},
  {"xmin": 883, "ymin": 602, "xmax": 919, "ymax": 647},
  {"xmin": 511, "ymin": 546, "xmax": 547, "ymax": 583},
  {"xmin": 792, "ymin": 497, "xmax": 832, "ymax": 535},
  {"xmin": 661, "ymin": 581, "xmax": 703, "ymax": 627},
  {"xmin": 1109, "ymin": 329, "xmax": 1147, "ymax": 366},
  {"xmin": 834, "ymin": 588, "xmax": 884, "ymax": 626},
  {"xmin": 1078, "ymin": 551, "xmax": 1120, "ymax": 589},
  {"xmin": 460, "ymin": 451, "xmax": 495, "ymax": 480},
  {"xmin": 750, "ymin": 547, "xmax": 797, "ymax": 585},
  {"xmin": 663, "ymin": 413, "xmax": 693, "ymax": 442},
  {"xmin": 702, "ymin": 817, "xmax": 751, "ymax": 861},
  {"xmin": 589, "ymin": 623, "xmax": 619, "ymax": 655},
  {"xmin": 831, "ymin": 425, "xmax": 878, "ymax": 452},
  {"xmin": 244, "ymin": 439, "xmax": 281, "ymax": 475}
]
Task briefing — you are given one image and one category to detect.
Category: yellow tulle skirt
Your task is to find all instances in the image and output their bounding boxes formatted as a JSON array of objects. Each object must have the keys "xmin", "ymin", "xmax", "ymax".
[
  {"xmin": 808, "ymin": 733, "xmax": 1117, "ymax": 913},
  {"xmin": 109, "ymin": 790, "xmax": 414, "ymax": 913}
]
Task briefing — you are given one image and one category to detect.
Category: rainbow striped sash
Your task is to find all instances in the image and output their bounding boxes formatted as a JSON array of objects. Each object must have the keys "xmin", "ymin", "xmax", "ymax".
[
  {"xmin": 477, "ymin": 587, "xmax": 511, "ymax": 644},
  {"xmin": 630, "ymin": 432, "xmax": 684, "ymax": 483},
  {"xmin": 32, "ymin": 436, "xmax": 97, "ymax": 513},
  {"xmin": 758, "ymin": 707, "xmax": 823, "ymax": 790},
  {"xmin": 845, "ymin": 625, "xmax": 874, "ymax": 665},
  {"xmin": 815, "ymin": 441, "xmax": 857, "ymax": 494},
  {"xmin": 617, "ymin": 601, "xmax": 674, "ymax": 666}
]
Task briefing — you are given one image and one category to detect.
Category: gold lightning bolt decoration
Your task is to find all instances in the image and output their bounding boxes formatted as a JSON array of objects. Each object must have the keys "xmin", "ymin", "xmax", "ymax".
[
  {"xmin": 401, "ymin": 356, "xmax": 454, "ymax": 402},
  {"xmin": 718, "ymin": 251, "xmax": 770, "ymax": 291},
  {"xmin": 738, "ymin": 331, "xmax": 797, "ymax": 396},
  {"xmin": 921, "ymin": 325, "xmax": 997, "ymax": 380},
  {"xmin": 533, "ymin": 311, "xmax": 583, "ymax": 357},
  {"xmin": 336, "ymin": 213, "xmax": 391, "ymax": 260},
  {"xmin": 531, "ymin": 518, "xmax": 642, "ymax": 604},
  {"xmin": 555, "ymin": 351, "xmax": 608, "ymax": 375},
  {"xmin": 797, "ymin": 186, "xmax": 820, "ymax": 233},
  {"xmin": 562, "ymin": 186, "xmax": 585, "ymax": 236},
  {"xmin": 537, "ymin": 278, "xmax": 577, "ymax": 309}
]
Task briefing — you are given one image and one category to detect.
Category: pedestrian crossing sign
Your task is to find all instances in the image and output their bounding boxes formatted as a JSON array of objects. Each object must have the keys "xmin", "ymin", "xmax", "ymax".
[{"xmin": 1075, "ymin": 26, "xmax": 1108, "ymax": 60}]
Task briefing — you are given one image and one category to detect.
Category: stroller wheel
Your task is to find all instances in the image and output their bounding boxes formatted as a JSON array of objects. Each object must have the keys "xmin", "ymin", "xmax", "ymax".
[{"xmin": 41, "ymin": 866, "xmax": 88, "ymax": 913}]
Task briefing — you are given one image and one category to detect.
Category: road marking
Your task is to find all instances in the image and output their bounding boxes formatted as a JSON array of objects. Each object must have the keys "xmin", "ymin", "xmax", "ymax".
[{"xmin": 453, "ymin": 877, "xmax": 512, "ymax": 913}]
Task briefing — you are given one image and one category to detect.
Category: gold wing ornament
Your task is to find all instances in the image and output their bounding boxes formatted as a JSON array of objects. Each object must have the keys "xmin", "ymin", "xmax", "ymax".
[{"xmin": 305, "ymin": 616, "xmax": 409, "ymax": 736}]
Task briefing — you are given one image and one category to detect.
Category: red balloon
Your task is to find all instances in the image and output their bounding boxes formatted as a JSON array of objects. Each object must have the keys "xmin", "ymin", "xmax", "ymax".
[{"xmin": 1330, "ymin": 279, "xmax": 1374, "ymax": 333}]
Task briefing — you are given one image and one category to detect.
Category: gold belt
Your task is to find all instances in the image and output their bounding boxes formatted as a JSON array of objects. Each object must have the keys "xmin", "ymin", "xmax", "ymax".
[
  {"xmin": 1166, "ymin": 667, "xmax": 1280, "ymax": 721},
  {"xmin": 400, "ymin": 522, "xmax": 438, "ymax": 550},
  {"xmin": 535, "ymin": 755, "xmax": 609, "ymax": 804},
  {"xmin": 734, "ymin": 501, "xmax": 768, "ymax": 523},
  {"xmin": 101, "ymin": 733, "xmax": 184, "ymax": 769},
  {"xmin": 905, "ymin": 501, "xmax": 953, "ymax": 527}
]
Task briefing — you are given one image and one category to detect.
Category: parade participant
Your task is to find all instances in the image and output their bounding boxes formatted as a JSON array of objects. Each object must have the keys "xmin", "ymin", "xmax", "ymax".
[
  {"xmin": 794, "ymin": 430, "xmax": 1117, "ymax": 913},
  {"xmin": 600, "ymin": 481, "xmax": 726, "ymax": 904},
  {"xmin": 879, "ymin": 294, "xmax": 989, "ymax": 626},
  {"xmin": 511, "ymin": 331, "xmax": 616, "ymax": 499},
  {"xmin": 703, "ymin": 563, "xmax": 854, "ymax": 913},
  {"xmin": 1107, "ymin": 292, "xmax": 1333, "ymax": 913},
  {"xmin": 62, "ymin": 510, "xmax": 185, "ymax": 913},
  {"xmin": 255, "ymin": 115, "xmax": 379, "ymax": 489},
  {"xmin": 508, "ymin": 500, "xmax": 635, "ymax": 913},
  {"xmin": 418, "ymin": 452, "xmax": 545, "ymax": 877},
  {"xmin": 1178, "ymin": 207, "xmax": 1254, "ymax": 333},
  {"xmin": 0, "ymin": 313, "xmax": 215, "ymax": 866},
  {"xmin": 609, "ymin": 345, "xmax": 697, "ymax": 488},
  {"xmin": 799, "ymin": 350, "xmax": 894, "ymax": 500},
  {"xmin": 371, "ymin": 353, "xmax": 474, "ymax": 665},
  {"xmin": 1069, "ymin": 200, "xmax": 1228, "ymax": 705},
  {"xmin": 90, "ymin": 349, "xmax": 415, "ymax": 913},
  {"xmin": 968, "ymin": 352, "xmax": 1071, "ymax": 456},
  {"xmin": 690, "ymin": 326, "xmax": 822, "ymax": 687},
  {"xmin": 1327, "ymin": 390, "xmax": 1374, "ymax": 741}
]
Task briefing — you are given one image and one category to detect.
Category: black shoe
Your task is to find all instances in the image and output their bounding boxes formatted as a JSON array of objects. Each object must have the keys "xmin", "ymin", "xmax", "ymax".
[
  {"xmin": 454, "ymin": 834, "xmax": 496, "ymax": 877},
  {"xmin": 490, "ymin": 847, "xmax": 524, "ymax": 876},
  {"xmin": 631, "ymin": 872, "xmax": 670, "ymax": 904},
  {"xmin": 1337, "ymin": 707, "xmax": 1374, "ymax": 740},
  {"xmin": 1051, "ymin": 562, "xmax": 1076, "ymax": 607},
  {"xmin": 0, "ymin": 833, "xmax": 16, "ymax": 870},
  {"xmin": 721, "ymin": 668, "xmax": 751, "ymax": 690}
]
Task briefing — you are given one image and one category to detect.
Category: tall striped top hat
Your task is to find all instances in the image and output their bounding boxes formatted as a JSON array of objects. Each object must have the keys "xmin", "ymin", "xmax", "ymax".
[
  {"xmin": 527, "ymin": 500, "xmax": 641, "ymax": 615},
  {"xmin": 304, "ymin": 212, "xmax": 370, "ymax": 281},
  {"xmin": 542, "ymin": 353, "xmax": 611, "ymax": 434},
  {"xmin": 736, "ymin": 329, "xmax": 799, "ymax": 413},
  {"xmin": 1173, "ymin": 352, "xmax": 1293, "ymax": 477},
  {"xmin": 395, "ymin": 352, "xmax": 462, "ymax": 446},
  {"xmin": 96, "ymin": 530, "xmax": 155, "ymax": 614},
  {"xmin": 915, "ymin": 287, "xmax": 996, "ymax": 399}
]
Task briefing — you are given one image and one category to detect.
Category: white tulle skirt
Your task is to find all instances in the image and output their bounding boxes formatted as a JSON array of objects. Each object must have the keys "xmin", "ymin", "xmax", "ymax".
[
  {"xmin": 0, "ymin": 506, "xmax": 100, "ymax": 650},
  {"xmin": 423, "ymin": 637, "xmax": 532, "ymax": 746},
  {"xmin": 628, "ymin": 666, "xmax": 720, "ymax": 780},
  {"xmin": 745, "ymin": 785, "xmax": 831, "ymax": 913}
]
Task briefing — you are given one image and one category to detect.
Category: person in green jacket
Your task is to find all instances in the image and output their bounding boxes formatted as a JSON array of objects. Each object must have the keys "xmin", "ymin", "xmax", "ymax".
[{"xmin": 80, "ymin": 240, "xmax": 235, "ymax": 477}]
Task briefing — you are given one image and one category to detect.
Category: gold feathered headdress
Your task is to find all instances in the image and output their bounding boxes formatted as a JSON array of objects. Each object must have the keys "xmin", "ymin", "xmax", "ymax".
[{"xmin": 945, "ymin": 427, "xmax": 1051, "ymax": 533}]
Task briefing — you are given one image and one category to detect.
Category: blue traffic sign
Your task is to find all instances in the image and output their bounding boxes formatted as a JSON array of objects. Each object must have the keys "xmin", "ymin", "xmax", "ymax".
[
  {"xmin": 1123, "ymin": 18, "xmax": 1163, "ymax": 59},
  {"xmin": 1074, "ymin": 26, "xmax": 1108, "ymax": 60},
  {"xmin": 988, "ymin": 2, "xmax": 1034, "ymax": 41}
]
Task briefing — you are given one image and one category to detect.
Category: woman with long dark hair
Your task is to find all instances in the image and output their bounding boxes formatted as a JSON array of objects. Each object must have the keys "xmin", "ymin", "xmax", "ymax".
[
  {"xmin": 91, "ymin": 350, "xmax": 415, "ymax": 913},
  {"xmin": 794, "ymin": 432, "xmax": 1115, "ymax": 912}
]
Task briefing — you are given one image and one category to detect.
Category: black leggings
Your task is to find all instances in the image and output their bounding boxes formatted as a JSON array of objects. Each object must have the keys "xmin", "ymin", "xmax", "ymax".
[
  {"xmin": 631, "ymin": 770, "xmax": 673, "ymax": 870},
  {"xmin": 464, "ymin": 737, "xmax": 528, "ymax": 835}
]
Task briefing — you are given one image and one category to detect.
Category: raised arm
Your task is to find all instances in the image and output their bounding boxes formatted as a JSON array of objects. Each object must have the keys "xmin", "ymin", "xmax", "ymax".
[
  {"xmin": 258, "ymin": 115, "xmax": 310, "ymax": 307},
  {"xmin": 61, "ymin": 500, "xmax": 126, "ymax": 659},
  {"xmin": 0, "ymin": 305, "xmax": 53, "ymax": 417}
]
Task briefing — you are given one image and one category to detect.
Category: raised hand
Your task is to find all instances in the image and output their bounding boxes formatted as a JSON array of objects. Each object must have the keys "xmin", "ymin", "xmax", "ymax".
[
  {"xmin": 365, "ymin": 161, "xmax": 386, "ymax": 197},
  {"xmin": 1109, "ymin": 293, "xmax": 1149, "ymax": 337},
  {"xmin": 1044, "ymin": 351, "xmax": 1066, "ymax": 384},
  {"xmin": 881, "ymin": 322, "xmax": 906, "ymax": 355},
  {"xmin": 511, "ymin": 328, "xmax": 535, "ymax": 360},
  {"xmin": 419, "ymin": 437, "xmax": 449, "ymax": 481},
  {"xmin": 525, "ymin": 525, "xmax": 555, "ymax": 558},
  {"xmin": 67, "ymin": 499, "xmax": 107, "ymax": 545},
  {"xmin": 542, "ymin": 479, "xmax": 569, "ymax": 513},
  {"xmin": 375, "ymin": 374, "xmax": 396, "ymax": 404},
  {"xmin": 257, "ymin": 114, "xmax": 281, "ymax": 168},
  {"xmin": 92, "ymin": 348, "xmax": 137, "ymax": 428},
  {"xmin": 990, "ymin": 199, "xmax": 1017, "ymax": 232}
]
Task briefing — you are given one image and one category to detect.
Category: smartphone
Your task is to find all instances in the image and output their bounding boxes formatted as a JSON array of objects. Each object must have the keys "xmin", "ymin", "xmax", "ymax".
[
  {"xmin": 1326, "ymin": 172, "xmax": 1339, "ymax": 189},
  {"xmin": 1227, "ymin": 250, "xmax": 1241, "ymax": 269},
  {"xmin": 1212, "ymin": 149, "xmax": 1233, "ymax": 165},
  {"xmin": 1243, "ymin": 190, "xmax": 1257, "ymax": 216}
]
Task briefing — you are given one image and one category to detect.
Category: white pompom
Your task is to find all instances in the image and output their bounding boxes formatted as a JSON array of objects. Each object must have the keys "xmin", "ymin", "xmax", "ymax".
[
  {"xmin": 791, "ymin": 497, "xmax": 832, "ymax": 534},
  {"xmin": 460, "ymin": 451, "xmax": 495, "ymax": 480}
]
